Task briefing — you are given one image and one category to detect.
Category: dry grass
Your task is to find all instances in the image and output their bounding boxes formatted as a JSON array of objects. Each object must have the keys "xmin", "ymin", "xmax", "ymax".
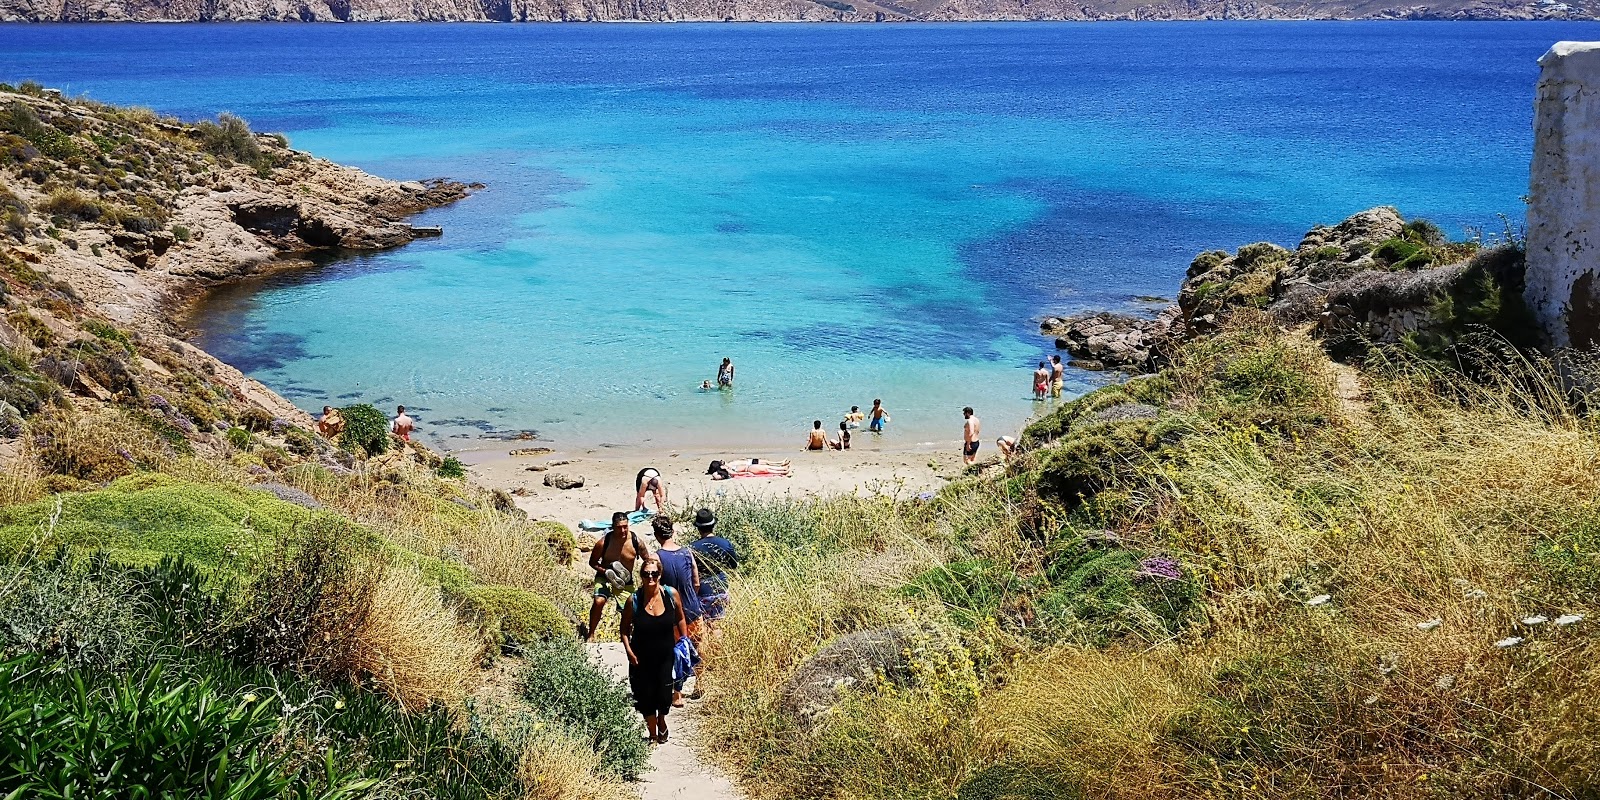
[
  {"xmin": 696, "ymin": 328, "xmax": 1600, "ymax": 800},
  {"xmin": 354, "ymin": 567, "xmax": 483, "ymax": 709},
  {"xmin": 514, "ymin": 727, "xmax": 637, "ymax": 800}
]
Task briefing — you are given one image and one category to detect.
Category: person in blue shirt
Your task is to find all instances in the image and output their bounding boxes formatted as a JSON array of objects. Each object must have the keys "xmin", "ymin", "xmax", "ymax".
[{"xmin": 651, "ymin": 516, "xmax": 703, "ymax": 707}]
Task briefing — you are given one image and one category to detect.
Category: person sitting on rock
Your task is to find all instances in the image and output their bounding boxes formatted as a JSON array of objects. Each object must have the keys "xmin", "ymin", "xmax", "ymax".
[
  {"xmin": 317, "ymin": 405, "xmax": 344, "ymax": 439},
  {"xmin": 391, "ymin": 405, "xmax": 415, "ymax": 441}
]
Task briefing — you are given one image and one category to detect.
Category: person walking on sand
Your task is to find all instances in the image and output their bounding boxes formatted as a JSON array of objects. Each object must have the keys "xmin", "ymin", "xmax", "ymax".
[
  {"xmin": 868, "ymin": 399, "xmax": 889, "ymax": 433},
  {"xmin": 620, "ymin": 558, "xmax": 687, "ymax": 745},
  {"xmin": 717, "ymin": 357, "xmax": 735, "ymax": 388},
  {"xmin": 1033, "ymin": 362, "xmax": 1050, "ymax": 401},
  {"xmin": 391, "ymin": 405, "xmax": 415, "ymax": 441},
  {"xmin": 635, "ymin": 467, "xmax": 668, "ymax": 514},
  {"xmin": 651, "ymin": 516, "xmax": 704, "ymax": 708},
  {"xmin": 1050, "ymin": 355, "xmax": 1065, "ymax": 399},
  {"xmin": 317, "ymin": 405, "xmax": 345, "ymax": 439},
  {"xmin": 586, "ymin": 511, "xmax": 656, "ymax": 643},
  {"xmin": 806, "ymin": 420, "xmax": 828, "ymax": 451}
]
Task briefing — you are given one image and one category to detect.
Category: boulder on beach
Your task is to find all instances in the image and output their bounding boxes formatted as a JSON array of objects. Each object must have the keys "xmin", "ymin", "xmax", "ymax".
[{"xmin": 543, "ymin": 472, "xmax": 585, "ymax": 490}]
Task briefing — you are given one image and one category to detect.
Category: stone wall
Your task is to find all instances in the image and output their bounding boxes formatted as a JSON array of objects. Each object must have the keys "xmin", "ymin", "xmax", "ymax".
[{"xmin": 1526, "ymin": 41, "xmax": 1600, "ymax": 350}]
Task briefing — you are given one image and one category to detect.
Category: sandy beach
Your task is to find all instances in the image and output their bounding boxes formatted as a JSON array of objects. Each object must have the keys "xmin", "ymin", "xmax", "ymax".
[{"xmin": 457, "ymin": 438, "xmax": 967, "ymax": 527}]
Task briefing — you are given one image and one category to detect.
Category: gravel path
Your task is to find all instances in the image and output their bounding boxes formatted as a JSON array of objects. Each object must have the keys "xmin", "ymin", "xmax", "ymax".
[{"xmin": 587, "ymin": 642, "xmax": 745, "ymax": 800}]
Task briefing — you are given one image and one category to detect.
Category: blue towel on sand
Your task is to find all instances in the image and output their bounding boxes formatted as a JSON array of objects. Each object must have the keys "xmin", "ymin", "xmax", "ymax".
[{"xmin": 577, "ymin": 509, "xmax": 653, "ymax": 533}]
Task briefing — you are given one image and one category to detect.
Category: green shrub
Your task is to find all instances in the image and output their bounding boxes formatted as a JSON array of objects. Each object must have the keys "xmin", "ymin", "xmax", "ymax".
[
  {"xmin": 226, "ymin": 425, "xmax": 254, "ymax": 452},
  {"xmin": 37, "ymin": 188, "xmax": 102, "ymax": 222},
  {"xmin": 337, "ymin": 403, "xmax": 389, "ymax": 457},
  {"xmin": 464, "ymin": 584, "xmax": 571, "ymax": 649},
  {"xmin": 82, "ymin": 319, "xmax": 134, "ymax": 353},
  {"xmin": 436, "ymin": 455, "xmax": 466, "ymax": 479},
  {"xmin": 1402, "ymin": 245, "xmax": 1540, "ymax": 359},
  {"xmin": 11, "ymin": 312, "xmax": 55, "ymax": 347},
  {"xmin": 1035, "ymin": 544, "xmax": 1199, "ymax": 644},
  {"xmin": 0, "ymin": 100, "xmax": 79, "ymax": 160},
  {"xmin": 0, "ymin": 346, "xmax": 60, "ymax": 417},
  {"xmin": 171, "ymin": 224, "xmax": 191, "ymax": 242},
  {"xmin": 534, "ymin": 519, "xmax": 576, "ymax": 565},
  {"xmin": 957, "ymin": 762, "xmax": 1081, "ymax": 800},
  {"xmin": 0, "ymin": 550, "xmax": 145, "ymax": 667},
  {"xmin": 284, "ymin": 425, "xmax": 318, "ymax": 456},
  {"xmin": 195, "ymin": 113, "xmax": 268, "ymax": 170},
  {"xmin": 516, "ymin": 638, "xmax": 649, "ymax": 780},
  {"xmin": 0, "ymin": 474, "xmax": 322, "ymax": 569},
  {"xmin": 901, "ymin": 558, "xmax": 1020, "ymax": 629}
]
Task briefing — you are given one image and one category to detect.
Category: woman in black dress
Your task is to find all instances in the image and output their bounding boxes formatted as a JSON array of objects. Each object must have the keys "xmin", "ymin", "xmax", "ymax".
[{"xmin": 620, "ymin": 563, "xmax": 688, "ymax": 744}]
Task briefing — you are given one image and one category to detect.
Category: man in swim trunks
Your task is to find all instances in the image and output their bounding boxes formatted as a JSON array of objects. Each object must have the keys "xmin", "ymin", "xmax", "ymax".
[
  {"xmin": 806, "ymin": 420, "xmax": 828, "ymax": 451},
  {"xmin": 317, "ymin": 405, "xmax": 345, "ymax": 439},
  {"xmin": 1050, "ymin": 355, "xmax": 1065, "ymax": 398},
  {"xmin": 586, "ymin": 511, "xmax": 657, "ymax": 642},
  {"xmin": 1033, "ymin": 363, "xmax": 1050, "ymax": 401},
  {"xmin": 391, "ymin": 405, "xmax": 415, "ymax": 441},
  {"xmin": 635, "ymin": 468, "xmax": 668, "ymax": 513},
  {"xmin": 868, "ymin": 399, "xmax": 889, "ymax": 433},
  {"xmin": 962, "ymin": 407, "xmax": 981, "ymax": 465}
]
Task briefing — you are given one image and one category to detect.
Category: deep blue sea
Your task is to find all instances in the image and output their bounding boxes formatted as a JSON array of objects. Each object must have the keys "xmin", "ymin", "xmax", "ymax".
[{"xmin": 3, "ymin": 22, "xmax": 1594, "ymax": 450}]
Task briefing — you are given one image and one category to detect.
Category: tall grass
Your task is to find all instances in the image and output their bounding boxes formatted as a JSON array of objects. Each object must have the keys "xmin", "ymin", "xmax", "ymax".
[{"xmin": 696, "ymin": 323, "xmax": 1600, "ymax": 800}]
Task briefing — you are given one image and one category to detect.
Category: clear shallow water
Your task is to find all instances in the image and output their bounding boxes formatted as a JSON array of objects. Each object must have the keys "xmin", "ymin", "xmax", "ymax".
[{"xmin": 3, "ymin": 22, "xmax": 1594, "ymax": 450}]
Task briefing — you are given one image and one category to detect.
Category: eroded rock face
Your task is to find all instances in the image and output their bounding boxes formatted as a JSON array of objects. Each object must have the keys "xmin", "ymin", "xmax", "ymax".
[{"xmin": 1526, "ymin": 41, "xmax": 1600, "ymax": 350}]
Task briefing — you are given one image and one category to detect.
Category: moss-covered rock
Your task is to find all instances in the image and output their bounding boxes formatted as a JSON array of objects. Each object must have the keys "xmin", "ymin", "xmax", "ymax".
[{"xmin": 533, "ymin": 520, "xmax": 576, "ymax": 566}]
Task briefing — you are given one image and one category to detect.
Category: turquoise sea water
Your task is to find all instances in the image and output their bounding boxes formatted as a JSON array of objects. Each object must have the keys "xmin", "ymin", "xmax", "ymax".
[{"xmin": 3, "ymin": 22, "xmax": 1594, "ymax": 450}]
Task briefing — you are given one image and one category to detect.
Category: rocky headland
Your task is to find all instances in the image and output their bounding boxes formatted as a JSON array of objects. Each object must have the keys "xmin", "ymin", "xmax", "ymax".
[
  {"xmin": 0, "ymin": 0, "xmax": 1590, "ymax": 21},
  {"xmin": 0, "ymin": 83, "xmax": 472, "ymax": 455},
  {"xmin": 1042, "ymin": 205, "xmax": 1533, "ymax": 372}
]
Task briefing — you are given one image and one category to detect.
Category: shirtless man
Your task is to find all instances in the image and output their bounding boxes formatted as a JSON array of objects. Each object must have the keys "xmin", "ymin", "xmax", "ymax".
[
  {"xmin": 868, "ymin": 399, "xmax": 889, "ymax": 433},
  {"xmin": 391, "ymin": 405, "xmax": 415, "ymax": 441},
  {"xmin": 1032, "ymin": 363, "xmax": 1050, "ymax": 401},
  {"xmin": 635, "ymin": 468, "xmax": 668, "ymax": 514},
  {"xmin": 317, "ymin": 405, "xmax": 345, "ymax": 439},
  {"xmin": 962, "ymin": 407, "xmax": 982, "ymax": 465},
  {"xmin": 1050, "ymin": 355, "xmax": 1065, "ymax": 398},
  {"xmin": 806, "ymin": 420, "xmax": 828, "ymax": 451},
  {"xmin": 586, "ymin": 511, "xmax": 657, "ymax": 642}
]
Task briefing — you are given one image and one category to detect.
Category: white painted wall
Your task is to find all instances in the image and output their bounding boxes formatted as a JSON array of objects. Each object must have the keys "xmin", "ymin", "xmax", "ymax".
[{"xmin": 1527, "ymin": 41, "xmax": 1600, "ymax": 350}]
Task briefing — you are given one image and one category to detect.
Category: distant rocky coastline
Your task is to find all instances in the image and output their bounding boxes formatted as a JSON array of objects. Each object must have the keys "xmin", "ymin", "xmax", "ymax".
[
  {"xmin": 1043, "ymin": 206, "xmax": 1534, "ymax": 373},
  {"xmin": 0, "ymin": 0, "xmax": 1589, "ymax": 22}
]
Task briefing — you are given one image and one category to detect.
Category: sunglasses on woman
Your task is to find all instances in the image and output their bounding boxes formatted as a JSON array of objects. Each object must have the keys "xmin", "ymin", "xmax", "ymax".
[{"xmin": 641, "ymin": 570, "xmax": 661, "ymax": 579}]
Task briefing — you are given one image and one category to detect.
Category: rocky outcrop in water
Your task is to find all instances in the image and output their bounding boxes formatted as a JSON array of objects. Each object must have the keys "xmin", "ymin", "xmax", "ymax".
[
  {"xmin": 1044, "ymin": 206, "xmax": 1532, "ymax": 373},
  {"xmin": 0, "ymin": 0, "xmax": 1590, "ymax": 20}
]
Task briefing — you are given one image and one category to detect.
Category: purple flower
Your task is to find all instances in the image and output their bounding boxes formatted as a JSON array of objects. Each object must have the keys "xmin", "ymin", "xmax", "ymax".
[
  {"xmin": 1137, "ymin": 556, "xmax": 1182, "ymax": 581},
  {"xmin": 117, "ymin": 447, "xmax": 135, "ymax": 462},
  {"xmin": 148, "ymin": 394, "xmax": 171, "ymax": 411},
  {"xmin": 270, "ymin": 417, "xmax": 290, "ymax": 434}
]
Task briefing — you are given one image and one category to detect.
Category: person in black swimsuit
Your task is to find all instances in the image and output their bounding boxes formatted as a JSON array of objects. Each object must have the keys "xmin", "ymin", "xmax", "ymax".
[{"xmin": 620, "ymin": 563, "xmax": 688, "ymax": 744}]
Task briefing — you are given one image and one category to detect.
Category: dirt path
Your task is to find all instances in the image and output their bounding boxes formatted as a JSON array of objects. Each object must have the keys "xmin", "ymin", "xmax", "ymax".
[{"xmin": 587, "ymin": 642, "xmax": 744, "ymax": 800}]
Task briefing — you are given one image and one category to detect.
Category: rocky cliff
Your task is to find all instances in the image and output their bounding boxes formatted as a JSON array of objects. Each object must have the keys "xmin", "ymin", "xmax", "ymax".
[
  {"xmin": 0, "ymin": 84, "xmax": 471, "ymax": 439},
  {"xmin": 0, "ymin": 0, "xmax": 1590, "ymax": 20}
]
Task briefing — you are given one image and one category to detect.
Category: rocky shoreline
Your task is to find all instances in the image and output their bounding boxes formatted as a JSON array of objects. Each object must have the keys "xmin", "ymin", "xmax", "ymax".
[
  {"xmin": 1041, "ymin": 206, "xmax": 1532, "ymax": 373},
  {"xmin": 0, "ymin": 86, "xmax": 474, "ymax": 427}
]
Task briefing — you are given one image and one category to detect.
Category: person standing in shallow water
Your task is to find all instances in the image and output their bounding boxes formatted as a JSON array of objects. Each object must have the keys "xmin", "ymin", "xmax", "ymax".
[
  {"xmin": 651, "ymin": 516, "xmax": 703, "ymax": 707},
  {"xmin": 620, "ymin": 559, "xmax": 688, "ymax": 745},
  {"xmin": 1032, "ymin": 362, "xmax": 1050, "ymax": 401},
  {"xmin": 1050, "ymin": 354, "xmax": 1065, "ymax": 399},
  {"xmin": 868, "ymin": 399, "xmax": 889, "ymax": 433},
  {"xmin": 717, "ymin": 358, "xmax": 735, "ymax": 388}
]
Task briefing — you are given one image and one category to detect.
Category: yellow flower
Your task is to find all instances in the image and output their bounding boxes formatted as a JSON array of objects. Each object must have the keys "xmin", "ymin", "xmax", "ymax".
[
  {"xmin": 334, "ymin": 699, "xmax": 345, "ymax": 710},
  {"xmin": 243, "ymin": 693, "xmax": 258, "ymax": 703}
]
